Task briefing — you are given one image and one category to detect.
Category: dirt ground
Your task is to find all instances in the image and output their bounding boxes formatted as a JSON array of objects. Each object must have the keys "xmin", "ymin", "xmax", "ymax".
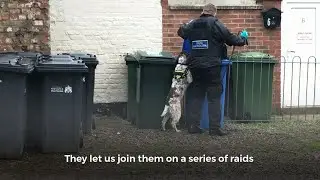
[{"xmin": 0, "ymin": 114, "xmax": 320, "ymax": 179}]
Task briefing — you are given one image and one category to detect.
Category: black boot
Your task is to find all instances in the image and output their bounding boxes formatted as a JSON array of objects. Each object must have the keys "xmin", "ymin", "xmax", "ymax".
[
  {"xmin": 209, "ymin": 128, "xmax": 228, "ymax": 136},
  {"xmin": 188, "ymin": 125, "xmax": 203, "ymax": 134}
]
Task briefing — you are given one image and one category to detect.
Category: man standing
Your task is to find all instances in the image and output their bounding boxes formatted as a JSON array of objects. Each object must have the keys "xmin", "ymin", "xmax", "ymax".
[{"xmin": 178, "ymin": 3, "xmax": 248, "ymax": 136}]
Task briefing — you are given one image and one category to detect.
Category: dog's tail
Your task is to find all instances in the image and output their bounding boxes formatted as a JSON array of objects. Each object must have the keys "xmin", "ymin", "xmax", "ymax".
[{"xmin": 160, "ymin": 105, "xmax": 169, "ymax": 117}]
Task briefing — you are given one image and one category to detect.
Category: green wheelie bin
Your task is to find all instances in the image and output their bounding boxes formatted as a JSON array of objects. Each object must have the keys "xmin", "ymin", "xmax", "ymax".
[
  {"xmin": 125, "ymin": 54, "xmax": 139, "ymax": 125},
  {"xmin": 125, "ymin": 51, "xmax": 175, "ymax": 129},
  {"xmin": 229, "ymin": 52, "xmax": 277, "ymax": 121}
]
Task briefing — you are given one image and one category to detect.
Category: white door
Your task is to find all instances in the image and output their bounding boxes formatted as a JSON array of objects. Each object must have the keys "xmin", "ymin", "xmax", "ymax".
[{"xmin": 281, "ymin": 1, "xmax": 320, "ymax": 108}]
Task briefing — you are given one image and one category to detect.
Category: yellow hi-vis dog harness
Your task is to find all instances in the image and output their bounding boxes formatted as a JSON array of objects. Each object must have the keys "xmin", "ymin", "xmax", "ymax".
[{"xmin": 173, "ymin": 64, "xmax": 188, "ymax": 80}]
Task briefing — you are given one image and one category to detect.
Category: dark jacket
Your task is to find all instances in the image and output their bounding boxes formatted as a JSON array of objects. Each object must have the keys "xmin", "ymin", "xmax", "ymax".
[{"xmin": 177, "ymin": 14, "xmax": 246, "ymax": 68}]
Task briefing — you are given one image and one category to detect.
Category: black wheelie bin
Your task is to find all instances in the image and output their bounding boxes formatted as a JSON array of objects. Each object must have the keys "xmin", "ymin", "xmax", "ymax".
[
  {"xmin": 58, "ymin": 53, "xmax": 99, "ymax": 134},
  {"xmin": 35, "ymin": 54, "xmax": 88, "ymax": 153},
  {"xmin": 0, "ymin": 53, "xmax": 35, "ymax": 159},
  {"xmin": 0, "ymin": 52, "xmax": 43, "ymax": 152}
]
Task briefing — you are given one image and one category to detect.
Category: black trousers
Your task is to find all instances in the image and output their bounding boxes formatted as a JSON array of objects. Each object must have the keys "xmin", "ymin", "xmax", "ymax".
[{"xmin": 186, "ymin": 66, "xmax": 222, "ymax": 130}]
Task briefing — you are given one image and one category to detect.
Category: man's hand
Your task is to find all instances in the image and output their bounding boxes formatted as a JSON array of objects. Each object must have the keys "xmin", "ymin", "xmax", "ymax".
[
  {"xmin": 216, "ymin": 20, "xmax": 247, "ymax": 46},
  {"xmin": 240, "ymin": 30, "xmax": 248, "ymax": 39},
  {"xmin": 240, "ymin": 30, "xmax": 249, "ymax": 45}
]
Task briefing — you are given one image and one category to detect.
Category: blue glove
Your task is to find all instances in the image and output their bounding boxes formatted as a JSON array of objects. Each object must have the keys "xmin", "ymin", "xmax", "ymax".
[
  {"xmin": 240, "ymin": 29, "xmax": 249, "ymax": 45},
  {"xmin": 240, "ymin": 30, "xmax": 249, "ymax": 40}
]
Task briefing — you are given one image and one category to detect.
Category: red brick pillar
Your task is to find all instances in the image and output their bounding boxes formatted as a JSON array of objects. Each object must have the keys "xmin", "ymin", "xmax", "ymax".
[{"xmin": 0, "ymin": 1, "xmax": 50, "ymax": 53}]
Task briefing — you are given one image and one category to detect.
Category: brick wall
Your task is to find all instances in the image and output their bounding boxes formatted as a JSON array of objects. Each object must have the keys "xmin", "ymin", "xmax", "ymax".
[
  {"xmin": 0, "ymin": 0, "xmax": 49, "ymax": 52},
  {"xmin": 49, "ymin": 0, "xmax": 163, "ymax": 103},
  {"xmin": 0, "ymin": 0, "xmax": 282, "ymax": 109},
  {"xmin": 161, "ymin": 0, "xmax": 281, "ymax": 110}
]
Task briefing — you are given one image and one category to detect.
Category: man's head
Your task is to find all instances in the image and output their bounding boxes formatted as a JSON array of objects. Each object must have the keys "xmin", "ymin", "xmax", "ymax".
[{"xmin": 202, "ymin": 3, "xmax": 217, "ymax": 16}]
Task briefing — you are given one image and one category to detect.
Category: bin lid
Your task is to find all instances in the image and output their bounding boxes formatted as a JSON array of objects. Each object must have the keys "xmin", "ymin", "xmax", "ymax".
[
  {"xmin": 0, "ymin": 51, "xmax": 42, "ymax": 61},
  {"xmin": 231, "ymin": 52, "xmax": 277, "ymax": 63},
  {"xmin": 221, "ymin": 59, "xmax": 232, "ymax": 66},
  {"xmin": 124, "ymin": 53, "xmax": 137, "ymax": 65},
  {"xmin": 57, "ymin": 53, "xmax": 99, "ymax": 65},
  {"xmin": 41, "ymin": 54, "xmax": 73, "ymax": 59},
  {"xmin": 0, "ymin": 54, "xmax": 34, "ymax": 73},
  {"xmin": 36, "ymin": 54, "xmax": 88, "ymax": 73},
  {"xmin": 125, "ymin": 51, "xmax": 175, "ymax": 65}
]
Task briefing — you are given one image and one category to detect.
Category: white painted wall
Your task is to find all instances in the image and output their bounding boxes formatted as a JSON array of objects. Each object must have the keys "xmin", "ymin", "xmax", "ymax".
[{"xmin": 49, "ymin": 0, "xmax": 163, "ymax": 103}]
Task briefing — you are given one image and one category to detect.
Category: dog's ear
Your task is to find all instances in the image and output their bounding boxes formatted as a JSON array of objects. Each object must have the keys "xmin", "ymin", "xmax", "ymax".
[{"xmin": 179, "ymin": 51, "xmax": 187, "ymax": 57}]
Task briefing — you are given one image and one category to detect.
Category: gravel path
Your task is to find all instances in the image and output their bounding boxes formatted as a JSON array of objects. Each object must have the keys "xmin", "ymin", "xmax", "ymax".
[{"xmin": 0, "ymin": 114, "xmax": 319, "ymax": 179}]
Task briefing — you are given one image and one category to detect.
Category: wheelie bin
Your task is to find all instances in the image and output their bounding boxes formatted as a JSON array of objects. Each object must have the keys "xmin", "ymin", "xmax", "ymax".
[
  {"xmin": 182, "ymin": 39, "xmax": 191, "ymax": 54},
  {"xmin": 125, "ymin": 54, "xmax": 139, "ymax": 125},
  {"xmin": 26, "ymin": 54, "xmax": 80, "ymax": 151},
  {"xmin": 0, "ymin": 54, "xmax": 35, "ymax": 159},
  {"xmin": 0, "ymin": 52, "xmax": 47, "ymax": 152},
  {"xmin": 125, "ymin": 51, "xmax": 176, "ymax": 129},
  {"xmin": 35, "ymin": 55, "xmax": 88, "ymax": 153},
  {"xmin": 58, "ymin": 53, "xmax": 99, "ymax": 134},
  {"xmin": 229, "ymin": 52, "xmax": 277, "ymax": 121},
  {"xmin": 199, "ymin": 59, "xmax": 232, "ymax": 129}
]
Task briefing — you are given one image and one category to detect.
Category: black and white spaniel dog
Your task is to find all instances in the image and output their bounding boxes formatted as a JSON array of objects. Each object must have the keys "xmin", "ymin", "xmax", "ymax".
[{"xmin": 160, "ymin": 52, "xmax": 192, "ymax": 132}]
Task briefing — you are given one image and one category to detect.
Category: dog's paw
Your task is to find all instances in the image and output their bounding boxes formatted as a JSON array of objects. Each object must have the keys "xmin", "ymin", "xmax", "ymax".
[{"xmin": 176, "ymin": 129, "xmax": 181, "ymax": 132}]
